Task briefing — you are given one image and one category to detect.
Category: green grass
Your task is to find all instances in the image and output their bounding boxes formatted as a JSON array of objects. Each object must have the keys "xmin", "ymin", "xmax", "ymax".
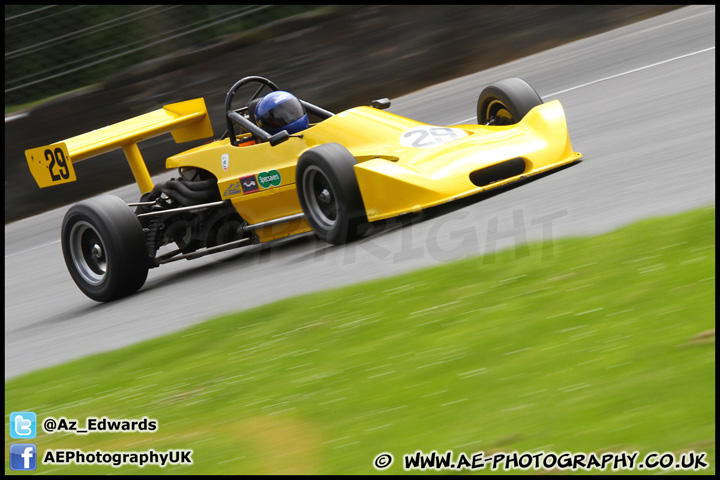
[{"xmin": 5, "ymin": 207, "xmax": 715, "ymax": 475}]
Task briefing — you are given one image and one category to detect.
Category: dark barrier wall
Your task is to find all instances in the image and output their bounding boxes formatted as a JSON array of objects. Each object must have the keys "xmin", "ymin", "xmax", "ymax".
[{"xmin": 4, "ymin": 5, "xmax": 679, "ymax": 223}]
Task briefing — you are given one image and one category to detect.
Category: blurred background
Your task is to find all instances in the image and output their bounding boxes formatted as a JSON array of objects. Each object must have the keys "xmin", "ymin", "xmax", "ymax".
[
  {"xmin": 5, "ymin": 5, "xmax": 316, "ymax": 108},
  {"xmin": 5, "ymin": 5, "xmax": 679, "ymax": 223}
]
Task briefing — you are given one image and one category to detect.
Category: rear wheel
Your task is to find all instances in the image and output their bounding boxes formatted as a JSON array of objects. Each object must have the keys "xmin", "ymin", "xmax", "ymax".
[
  {"xmin": 62, "ymin": 195, "xmax": 149, "ymax": 302},
  {"xmin": 296, "ymin": 143, "xmax": 368, "ymax": 245},
  {"xmin": 477, "ymin": 78, "xmax": 543, "ymax": 125}
]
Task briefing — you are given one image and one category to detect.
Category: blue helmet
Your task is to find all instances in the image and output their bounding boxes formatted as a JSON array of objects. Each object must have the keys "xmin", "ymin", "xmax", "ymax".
[{"xmin": 254, "ymin": 91, "xmax": 309, "ymax": 135}]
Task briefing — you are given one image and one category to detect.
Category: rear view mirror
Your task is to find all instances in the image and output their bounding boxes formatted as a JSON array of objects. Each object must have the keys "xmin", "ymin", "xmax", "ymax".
[
  {"xmin": 372, "ymin": 98, "xmax": 391, "ymax": 110},
  {"xmin": 269, "ymin": 131, "xmax": 289, "ymax": 146}
]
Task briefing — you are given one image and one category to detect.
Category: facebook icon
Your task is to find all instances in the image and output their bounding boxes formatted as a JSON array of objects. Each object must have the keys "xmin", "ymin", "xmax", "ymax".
[{"xmin": 10, "ymin": 444, "xmax": 37, "ymax": 470}]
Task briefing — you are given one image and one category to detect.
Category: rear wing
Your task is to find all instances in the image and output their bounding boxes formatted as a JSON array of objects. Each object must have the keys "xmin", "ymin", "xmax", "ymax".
[{"xmin": 25, "ymin": 98, "xmax": 213, "ymax": 193}]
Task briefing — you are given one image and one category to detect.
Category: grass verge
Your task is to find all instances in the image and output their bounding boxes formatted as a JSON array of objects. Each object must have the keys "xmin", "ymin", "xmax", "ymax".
[{"xmin": 5, "ymin": 206, "xmax": 715, "ymax": 474}]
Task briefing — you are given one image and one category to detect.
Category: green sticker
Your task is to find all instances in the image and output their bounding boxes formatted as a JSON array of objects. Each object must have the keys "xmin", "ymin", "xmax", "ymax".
[{"xmin": 258, "ymin": 169, "xmax": 281, "ymax": 189}]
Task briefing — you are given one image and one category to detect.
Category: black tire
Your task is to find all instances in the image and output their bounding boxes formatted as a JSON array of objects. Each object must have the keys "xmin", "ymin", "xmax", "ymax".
[
  {"xmin": 296, "ymin": 143, "xmax": 367, "ymax": 245},
  {"xmin": 61, "ymin": 195, "xmax": 150, "ymax": 302},
  {"xmin": 477, "ymin": 78, "xmax": 543, "ymax": 125}
]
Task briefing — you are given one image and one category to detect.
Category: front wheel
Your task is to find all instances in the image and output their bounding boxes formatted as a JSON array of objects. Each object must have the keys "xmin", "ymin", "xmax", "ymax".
[
  {"xmin": 62, "ymin": 195, "xmax": 150, "ymax": 302},
  {"xmin": 296, "ymin": 143, "xmax": 368, "ymax": 245},
  {"xmin": 477, "ymin": 78, "xmax": 543, "ymax": 125}
]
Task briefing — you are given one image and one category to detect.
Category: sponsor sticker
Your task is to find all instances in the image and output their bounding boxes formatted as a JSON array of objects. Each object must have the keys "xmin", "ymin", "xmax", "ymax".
[
  {"xmin": 223, "ymin": 180, "xmax": 242, "ymax": 198},
  {"xmin": 221, "ymin": 154, "xmax": 229, "ymax": 172},
  {"xmin": 258, "ymin": 169, "xmax": 282, "ymax": 189},
  {"xmin": 240, "ymin": 174, "xmax": 260, "ymax": 194}
]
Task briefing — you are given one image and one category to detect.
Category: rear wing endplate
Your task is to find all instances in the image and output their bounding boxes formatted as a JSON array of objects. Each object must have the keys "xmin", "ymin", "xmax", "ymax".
[{"xmin": 25, "ymin": 98, "xmax": 213, "ymax": 193}]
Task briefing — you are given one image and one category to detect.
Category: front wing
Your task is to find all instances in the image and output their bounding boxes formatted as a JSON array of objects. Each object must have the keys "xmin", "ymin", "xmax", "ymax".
[{"xmin": 354, "ymin": 100, "xmax": 581, "ymax": 221}]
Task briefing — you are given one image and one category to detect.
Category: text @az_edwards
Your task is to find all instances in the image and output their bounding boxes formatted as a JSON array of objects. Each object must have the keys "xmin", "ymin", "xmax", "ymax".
[{"xmin": 42, "ymin": 416, "xmax": 157, "ymax": 434}]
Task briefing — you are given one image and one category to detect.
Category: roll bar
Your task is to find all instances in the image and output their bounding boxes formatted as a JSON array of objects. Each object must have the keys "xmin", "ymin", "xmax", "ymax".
[{"xmin": 224, "ymin": 76, "xmax": 334, "ymax": 146}]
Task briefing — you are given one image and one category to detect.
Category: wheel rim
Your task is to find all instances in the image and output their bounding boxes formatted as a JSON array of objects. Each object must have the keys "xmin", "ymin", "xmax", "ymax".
[
  {"xmin": 69, "ymin": 221, "xmax": 108, "ymax": 286},
  {"xmin": 486, "ymin": 100, "xmax": 513, "ymax": 125},
  {"xmin": 302, "ymin": 166, "xmax": 338, "ymax": 229}
]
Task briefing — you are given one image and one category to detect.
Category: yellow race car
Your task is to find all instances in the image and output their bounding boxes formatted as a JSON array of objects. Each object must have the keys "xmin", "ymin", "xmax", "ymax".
[{"xmin": 25, "ymin": 75, "xmax": 581, "ymax": 302}]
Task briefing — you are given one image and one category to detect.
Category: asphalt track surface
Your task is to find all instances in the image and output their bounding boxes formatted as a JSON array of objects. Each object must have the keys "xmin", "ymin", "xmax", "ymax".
[{"xmin": 4, "ymin": 6, "xmax": 715, "ymax": 379}]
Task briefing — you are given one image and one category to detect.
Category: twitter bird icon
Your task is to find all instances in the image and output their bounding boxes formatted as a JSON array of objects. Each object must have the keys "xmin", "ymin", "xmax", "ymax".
[{"xmin": 10, "ymin": 412, "xmax": 37, "ymax": 439}]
